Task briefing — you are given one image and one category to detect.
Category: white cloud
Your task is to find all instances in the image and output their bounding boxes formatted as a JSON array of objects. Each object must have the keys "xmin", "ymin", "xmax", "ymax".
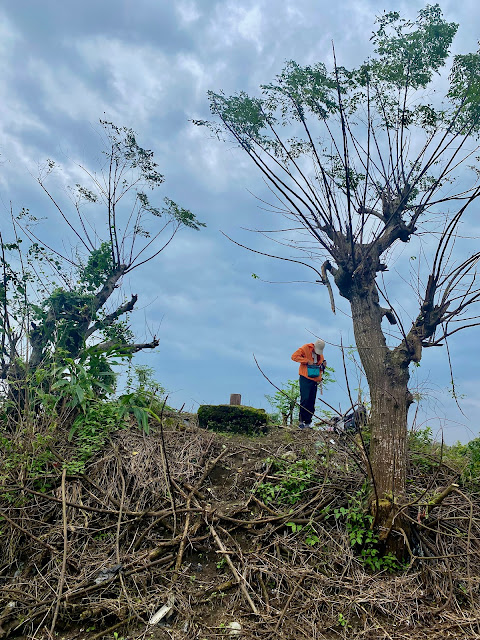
[
  {"xmin": 74, "ymin": 37, "xmax": 168, "ymax": 123},
  {"xmin": 28, "ymin": 58, "xmax": 111, "ymax": 122},
  {"xmin": 207, "ymin": 1, "xmax": 265, "ymax": 53},
  {"xmin": 236, "ymin": 5, "xmax": 263, "ymax": 49},
  {"xmin": 182, "ymin": 126, "xmax": 254, "ymax": 193},
  {"xmin": 175, "ymin": 0, "xmax": 201, "ymax": 25},
  {"xmin": 0, "ymin": 10, "xmax": 19, "ymax": 53},
  {"xmin": 0, "ymin": 12, "xmax": 50, "ymax": 185}
]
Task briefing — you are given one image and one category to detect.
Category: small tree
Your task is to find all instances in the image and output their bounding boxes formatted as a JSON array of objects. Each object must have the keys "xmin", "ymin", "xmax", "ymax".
[
  {"xmin": 1, "ymin": 121, "xmax": 204, "ymax": 412},
  {"xmin": 196, "ymin": 5, "xmax": 480, "ymax": 554},
  {"xmin": 266, "ymin": 379, "xmax": 300, "ymax": 425}
]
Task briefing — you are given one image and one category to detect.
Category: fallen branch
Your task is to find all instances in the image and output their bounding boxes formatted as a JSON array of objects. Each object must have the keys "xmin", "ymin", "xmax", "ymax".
[
  {"xmin": 427, "ymin": 483, "xmax": 459, "ymax": 514},
  {"xmin": 49, "ymin": 468, "xmax": 68, "ymax": 635},
  {"xmin": 208, "ymin": 522, "xmax": 259, "ymax": 615}
]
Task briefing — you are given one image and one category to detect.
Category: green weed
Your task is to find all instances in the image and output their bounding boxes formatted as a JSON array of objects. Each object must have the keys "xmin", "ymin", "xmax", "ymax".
[
  {"xmin": 255, "ymin": 458, "xmax": 318, "ymax": 506},
  {"xmin": 334, "ymin": 490, "xmax": 404, "ymax": 573}
]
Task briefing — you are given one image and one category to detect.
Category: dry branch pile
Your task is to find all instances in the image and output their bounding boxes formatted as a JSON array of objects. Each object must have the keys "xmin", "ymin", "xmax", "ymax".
[{"xmin": 1, "ymin": 416, "xmax": 480, "ymax": 640}]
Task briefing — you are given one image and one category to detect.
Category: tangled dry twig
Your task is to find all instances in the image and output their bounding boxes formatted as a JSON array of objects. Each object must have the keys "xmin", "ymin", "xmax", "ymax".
[{"xmin": 0, "ymin": 416, "xmax": 479, "ymax": 640}]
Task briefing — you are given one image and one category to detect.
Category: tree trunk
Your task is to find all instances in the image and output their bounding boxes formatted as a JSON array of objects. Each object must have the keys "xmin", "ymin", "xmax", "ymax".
[{"xmin": 349, "ymin": 287, "xmax": 412, "ymax": 554}]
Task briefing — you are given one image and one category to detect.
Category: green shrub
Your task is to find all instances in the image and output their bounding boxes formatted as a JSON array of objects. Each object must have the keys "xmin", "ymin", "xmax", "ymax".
[
  {"xmin": 446, "ymin": 437, "xmax": 480, "ymax": 485},
  {"xmin": 255, "ymin": 458, "xmax": 317, "ymax": 505},
  {"xmin": 334, "ymin": 489, "xmax": 404, "ymax": 573},
  {"xmin": 408, "ymin": 426, "xmax": 443, "ymax": 471},
  {"xmin": 67, "ymin": 400, "xmax": 124, "ymax": 473},
  {"xmin": 197, "ymin": 404, "xmax": 268, "ymax": 435},
  {"xmin": 265, "ymin": 379, "xmax": 300, "ymax": 426},
  {"xmin": 408, "ymin": 426, "xmax": 434, "ymax": 450}
]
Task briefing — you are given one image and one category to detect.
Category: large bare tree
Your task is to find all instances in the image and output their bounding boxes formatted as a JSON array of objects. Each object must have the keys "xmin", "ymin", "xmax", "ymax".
[{"xmin": 195, "ymin": 5, "xmax": 480, "ymax": 552}]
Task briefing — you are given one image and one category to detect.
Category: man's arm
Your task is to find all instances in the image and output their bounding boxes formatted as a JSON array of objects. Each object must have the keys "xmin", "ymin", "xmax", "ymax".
[{"xmin": 291, "ymin": 344, "xmax": 314, "ymax": 365}]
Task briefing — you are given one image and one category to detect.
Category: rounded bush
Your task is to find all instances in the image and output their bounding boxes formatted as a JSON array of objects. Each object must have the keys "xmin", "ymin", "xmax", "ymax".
[{"xmin": 197, "ymin": 404, "xmax": 268, "ymax": 435}]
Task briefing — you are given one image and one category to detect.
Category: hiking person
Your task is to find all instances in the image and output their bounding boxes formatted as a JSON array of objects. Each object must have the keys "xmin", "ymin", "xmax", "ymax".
[{"xmin": 291, "ymin": 339, "xmax": 326, "ymax": 429}]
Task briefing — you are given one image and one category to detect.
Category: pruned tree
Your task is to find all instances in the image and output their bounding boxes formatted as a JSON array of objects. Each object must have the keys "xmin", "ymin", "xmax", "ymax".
[
  {"xmin": 195, "ymin": 5, "xmax": 480, "ymax": 553},
  {"xmin": 1, "ymin": 120, "xmax": 204, "ymax": 394}
]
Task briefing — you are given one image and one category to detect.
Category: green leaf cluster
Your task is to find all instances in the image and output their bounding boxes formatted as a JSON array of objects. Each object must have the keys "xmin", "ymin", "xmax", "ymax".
[
  {"xmin": 79, "ymin": 242, "xmax": 115, "ymax": 291},
  {"xmin": 255, "ymin": 458, "xmax": 317, "ymax": 505},
  {"xmin": 334, "ymin": 490, "xmax": 404, "ymax": 573},
  {"xmin": 66, "ymin": 400, "xmax": 123, "ymax": 473},
  {"xmin": 448, "ymin": 51, "xmax": 480, "ymax": 132},
  {"xmin": 369, "ymin": 4, "xmax": 458, "ymax": 89},
  {"xmin": 101, "ymin": 120, "xmax": 166, "ymax": 188}
]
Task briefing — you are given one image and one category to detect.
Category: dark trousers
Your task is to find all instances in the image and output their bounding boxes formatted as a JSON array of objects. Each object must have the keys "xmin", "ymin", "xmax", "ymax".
[{"xmin": 299, "ymin": 375, "xmax": 317, "ymax": 424}]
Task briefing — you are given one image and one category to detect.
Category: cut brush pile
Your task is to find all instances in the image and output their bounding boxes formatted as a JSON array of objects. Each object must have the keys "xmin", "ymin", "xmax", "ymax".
[{"xmin": 0, "ymin": 414, "xmax": 479, "ymax": 640}]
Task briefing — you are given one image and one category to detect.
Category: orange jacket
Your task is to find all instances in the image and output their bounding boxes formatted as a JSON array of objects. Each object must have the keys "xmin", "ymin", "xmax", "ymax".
[{"xmin": 291, "ymin": 343, "xmax": 325, "ymax": 382}]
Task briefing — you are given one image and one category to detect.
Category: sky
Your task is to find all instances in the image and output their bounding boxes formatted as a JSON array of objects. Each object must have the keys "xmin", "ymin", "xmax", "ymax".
[{"xmin": 1, "ymin": 0, "xmax": 480, "ymax": 443}]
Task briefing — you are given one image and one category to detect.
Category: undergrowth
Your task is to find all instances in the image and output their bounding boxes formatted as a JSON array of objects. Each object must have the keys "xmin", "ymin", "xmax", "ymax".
[
  {"xmin": 253, "ymin": 426, "xmax": 480, "ymax": 575},
  {"xmin": 0, "ymin": 357, "xmax": 169, "ymax": 482},
  {"xmin": 332, "ymin": 488, "xmax": 404, "ymax": 572},
  {"xmin": 255, "ymin": 457, "xmax": 404, "ymax": 572},
  {"xmin": 1, "ymin": 417, "xmax": 480, "ymax": 638},
  {"xmin": 255, "ymin": 457, "xmax": 319, "ymax": 505},
  {"xmin": 409, "ymin": 425, "xmax": 480, "ymax": 487}
]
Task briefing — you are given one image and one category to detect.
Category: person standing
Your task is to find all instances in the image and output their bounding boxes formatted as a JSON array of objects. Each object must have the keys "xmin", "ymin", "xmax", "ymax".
[{"xmin": 291, "ymin": 339, "xmax": 326, "ymax": 429}]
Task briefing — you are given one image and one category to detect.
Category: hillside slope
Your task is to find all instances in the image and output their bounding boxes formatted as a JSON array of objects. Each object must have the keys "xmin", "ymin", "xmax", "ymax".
[{"xmin": 0, "ymin": 414, "xmax": 479, "ymax": 639}]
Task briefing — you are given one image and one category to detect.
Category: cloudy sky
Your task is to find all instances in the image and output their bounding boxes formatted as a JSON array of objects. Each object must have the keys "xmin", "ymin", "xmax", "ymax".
[{"xmin": 1, "ymin": 0, "xmax": 480, "ymax": 442}]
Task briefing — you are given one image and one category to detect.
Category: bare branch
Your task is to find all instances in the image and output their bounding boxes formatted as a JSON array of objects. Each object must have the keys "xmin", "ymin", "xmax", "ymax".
[
  {"xmin": 92, "ymin": 337, "xmax": 159, "ymax": 354},
  {"xmin": 85, "ymin": 294, "xmax": 138, "ymax": 340},
  {"xmin": 320, "ymin": 260, "xmax": 336, "ymax": 314}
]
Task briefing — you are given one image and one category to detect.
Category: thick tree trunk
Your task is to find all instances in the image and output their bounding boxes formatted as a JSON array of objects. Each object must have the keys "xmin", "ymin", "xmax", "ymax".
[
  {"xmin": 349, "ymin": 286, "xmax": 412, "ymax": 553},
  {"xmin": 368, "ymin": 382, "xmax": 409, "ymax": 505}
]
